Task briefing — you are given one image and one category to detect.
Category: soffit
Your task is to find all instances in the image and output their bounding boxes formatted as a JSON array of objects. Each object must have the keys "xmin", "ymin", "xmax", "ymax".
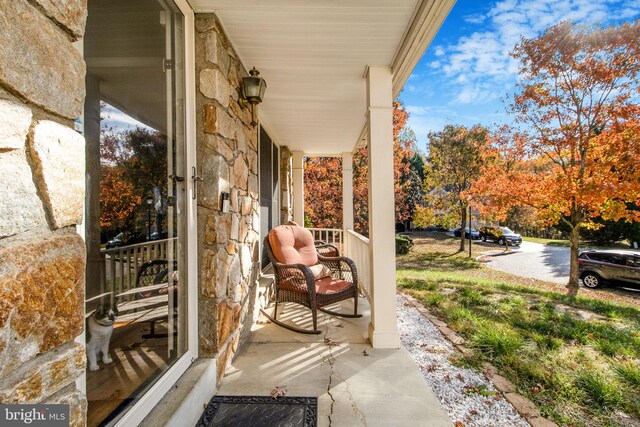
[{"xmin": 190, "ymin": 0, "xmax": 423, "ymax": 154}]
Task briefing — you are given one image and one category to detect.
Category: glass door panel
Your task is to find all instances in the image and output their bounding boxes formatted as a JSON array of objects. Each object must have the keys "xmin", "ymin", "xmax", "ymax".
[{"xmin": 83, "ymin": 0, "xmax": 186, "ymax": 425}]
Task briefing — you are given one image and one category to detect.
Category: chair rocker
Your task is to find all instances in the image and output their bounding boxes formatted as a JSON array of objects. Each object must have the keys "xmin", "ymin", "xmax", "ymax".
[{"xmin": 261, "ymin": 224, "xmax": 361, "ymax": 334}]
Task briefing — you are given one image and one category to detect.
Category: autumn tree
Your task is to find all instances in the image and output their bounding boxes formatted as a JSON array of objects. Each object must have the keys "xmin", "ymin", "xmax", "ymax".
[
  {"xmin": 305, "ymin": 100, "xmax": 417, "ymax": 235},
  {"xmin": 420, "ymin": 124, "xmax": 489, "ymax": 251},
  {"xmin": 392, "ymin": 104, "xmax": 418, "ymax": 225},
  {"xmin": 471, "ymin": 21, "xmax": 640, "ymax": 288},
  {"xmin": 352, "ymin": 145, "xmax": 369, "ymax": 235},
  {"xmin": 99, "ymin": 127, "xmax": 168, "ymax": 235},
  {"xmin": 304, "ymin": 157, "xmax": 343, "ymax": 228},
  {"xmin": 100, "ymin": 166, "xmax": 140, "ymax": 230}
]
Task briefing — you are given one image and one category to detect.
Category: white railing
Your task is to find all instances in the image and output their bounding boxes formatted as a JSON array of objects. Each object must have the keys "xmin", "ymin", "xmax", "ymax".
[
  {"xmin": 346, "ymin": 230, "xmax": 371, "ymax": 303},
  {"xmin": 101, "ymin": 238, "xmax": 176, "ymax": 297},
  {"xmin": 308, "ymin": 228, "xmax": 343, "ymax": 254}
]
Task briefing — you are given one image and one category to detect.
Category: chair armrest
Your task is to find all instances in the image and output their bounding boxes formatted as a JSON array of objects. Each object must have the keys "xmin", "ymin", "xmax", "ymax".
[
  {"xmin": 272, "ymin": 261, "xmax": 317, "ymax": 296},
  {"xmin": 315, "ymin": 243, "xmax": 340, "ymax": 257},
  {"xmin": 317, "ymin": 255, "xmax": 358, "ymax": 284}
]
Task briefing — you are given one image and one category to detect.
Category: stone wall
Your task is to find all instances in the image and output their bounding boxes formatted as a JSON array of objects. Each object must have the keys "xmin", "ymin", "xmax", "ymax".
[
  {"xmin": 195, "ymin": 15, "xmax": 261, "ymax": 382},
  {"xmin": 0, "ymin": 0, "xmax": 88, "ymax": 425}
]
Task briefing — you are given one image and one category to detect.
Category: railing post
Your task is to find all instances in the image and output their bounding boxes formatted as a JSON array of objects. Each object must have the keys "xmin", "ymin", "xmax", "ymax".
[{"xmin": 366, "ymin": 66, "xmax": 400, "ymax": 349}]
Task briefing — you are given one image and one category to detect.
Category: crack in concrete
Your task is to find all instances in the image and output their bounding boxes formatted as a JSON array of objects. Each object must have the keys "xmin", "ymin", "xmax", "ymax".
[
  {"xmin": 333, "ymin": 368, "xmax": 367, "ymax": 426},
  {"xmin": 324, "ymin": 328, "xmax": 336, "ymax": 427},
  {"xmin": 324, "ymin": 325, "xmax": 367, "ymax": 426}
]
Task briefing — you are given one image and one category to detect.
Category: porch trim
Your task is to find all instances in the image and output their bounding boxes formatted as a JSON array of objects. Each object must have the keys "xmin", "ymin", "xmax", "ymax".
[{"xmin": 391, "ymin": 0, "xmax": 456, "ymax": 97}]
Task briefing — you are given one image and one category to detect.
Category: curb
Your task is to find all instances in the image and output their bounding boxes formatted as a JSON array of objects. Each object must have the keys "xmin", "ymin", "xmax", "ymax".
[{"xmin": 399, "ymin": 291, "xmax": 558, "ymax": 427}]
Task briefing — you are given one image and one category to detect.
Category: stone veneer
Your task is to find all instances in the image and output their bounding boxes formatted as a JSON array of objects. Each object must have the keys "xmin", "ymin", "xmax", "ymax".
[
  {"xmin": 195, "ymin": 15, "xmax": 262, "ymax": 382},
  {"xmin": 0, "ymin": 0, "xmax": 88, "ymax": 425}
]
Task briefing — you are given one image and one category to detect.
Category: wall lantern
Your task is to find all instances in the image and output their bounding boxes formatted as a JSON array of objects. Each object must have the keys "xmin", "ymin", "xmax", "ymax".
[{"xmin": 241, "ymin": 67, "xmax": 267, "ymax": 127}]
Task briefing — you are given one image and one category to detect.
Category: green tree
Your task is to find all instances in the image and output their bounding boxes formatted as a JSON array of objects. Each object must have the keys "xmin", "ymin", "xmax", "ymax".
[{"xmin": 423, "ymin": 124, "xmax": 489, "ymax": 251}]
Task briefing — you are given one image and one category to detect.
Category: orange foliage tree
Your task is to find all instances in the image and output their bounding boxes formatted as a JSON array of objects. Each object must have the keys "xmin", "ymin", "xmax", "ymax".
[
  {"xmin": 100, "ymin": 166, "xmax": 141, "ymax": 229},
  {"xmin": 303, "ymin": 101, "xmax": 417, "ymax": 235},
  {"xmin": 352, "ymin": 101, "xmax": 417, "ymax": 235},
  {"xmin": 471, "ymin": 21, "xmax": 640, "ymax": 288},
  {"xmin": 303, "ymin": 157, "xmax": 343, "ymax": 228}
]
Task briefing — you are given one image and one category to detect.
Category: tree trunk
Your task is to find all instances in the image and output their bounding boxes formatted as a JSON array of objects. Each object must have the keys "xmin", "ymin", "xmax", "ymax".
[
  {"xmin": 568, "ymin": 225, "xmax": 580, "ymax": 289},
  {"xmin": 459, "ymin": 207, "xmax": 467, "ymax": 252}
]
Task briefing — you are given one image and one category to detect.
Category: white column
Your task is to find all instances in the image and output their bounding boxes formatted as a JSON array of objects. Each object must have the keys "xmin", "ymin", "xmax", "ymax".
[
  {"xmin": 292, "ymin": 151, "xmax": 304, "ymax": 226},
  {"xmin": 342, "ymin": 152, "xmax": 354, "ymax": 254},
  {"xmin": 366, "ymin": 67, "xmax": 400, "ymax": 349}
]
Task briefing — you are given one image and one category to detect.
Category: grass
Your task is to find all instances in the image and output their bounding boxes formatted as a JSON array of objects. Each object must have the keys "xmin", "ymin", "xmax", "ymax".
[
  {"xmin": 523, "ymin": 236, "xmax": 570, "ymax": 246},
  {"xmin": 397, "ymin": 233, "xmax": 640, "ymax": 426}
]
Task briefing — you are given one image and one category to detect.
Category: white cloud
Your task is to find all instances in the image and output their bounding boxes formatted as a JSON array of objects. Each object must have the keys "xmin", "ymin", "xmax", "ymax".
[
  {"xmin": 453, "ymin": 85, "xmax": 498, "ymax": 105},
  {"xmin": 463, "ymin": 14, "xmax": 487, "ymax": 24},
  {"xmin": 430, "ymin": 61, "xmax": 442, "ymax": 69},
  {"xmin": 101, "ymin": 104, "xmax": 153, "ymax": 132},
  {"xmin": 438, "ymin": 0, "xmax": 639, "ymax": 105}
]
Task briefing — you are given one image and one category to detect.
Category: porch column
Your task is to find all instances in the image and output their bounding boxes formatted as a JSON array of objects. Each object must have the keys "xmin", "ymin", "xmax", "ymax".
[
  {"xmin": 292, "ymin": 150, "xmax": 304, "ymax": 225},
  {"xmin": 342, "ymin": 152, "xmax": 354, "ymax": 254},
  {"xmin": 366, "ymin": 66, "xmax": 400, "ymax": 349}
]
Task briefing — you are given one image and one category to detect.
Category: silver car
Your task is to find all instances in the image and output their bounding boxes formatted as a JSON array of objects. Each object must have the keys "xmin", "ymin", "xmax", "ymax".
[{"xmin": 578, "ymin": 249, "xmax": 640, "ymax": 288}]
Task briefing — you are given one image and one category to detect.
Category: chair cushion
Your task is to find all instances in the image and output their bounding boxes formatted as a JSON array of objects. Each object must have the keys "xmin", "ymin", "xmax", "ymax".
[
  {"xmin": 315, "ymin": 277, "xmax": 353, "ymax": 294},
  {"xmin": 309, "ymin": 263, "xmax": 331, "ymax": 280},
  {"xmin": 268, "ymin": 224, "xmax": 318, "ymax": 266}
]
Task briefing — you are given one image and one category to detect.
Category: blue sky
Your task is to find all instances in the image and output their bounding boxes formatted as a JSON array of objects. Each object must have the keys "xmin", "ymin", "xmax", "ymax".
[{"xmin": 398, "ymin": 0, "xmax": 640, "ymax": 152}]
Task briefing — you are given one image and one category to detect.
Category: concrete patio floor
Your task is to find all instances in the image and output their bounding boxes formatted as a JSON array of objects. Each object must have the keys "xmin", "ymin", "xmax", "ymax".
[{"xmin": 216, "ymin": 296, "xmax": 452, "ymax": 426}]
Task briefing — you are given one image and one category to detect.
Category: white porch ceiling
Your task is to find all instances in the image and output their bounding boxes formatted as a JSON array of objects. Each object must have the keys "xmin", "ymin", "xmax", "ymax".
[{"xmin": 190, "ymin": 0, "xmax": 454, "ymax": 154}]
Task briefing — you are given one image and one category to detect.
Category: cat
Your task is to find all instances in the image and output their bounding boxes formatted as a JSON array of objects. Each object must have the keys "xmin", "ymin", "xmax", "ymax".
[{"xmin": 86, "ymin": 301, "xmax": 118, "ymax": 371}]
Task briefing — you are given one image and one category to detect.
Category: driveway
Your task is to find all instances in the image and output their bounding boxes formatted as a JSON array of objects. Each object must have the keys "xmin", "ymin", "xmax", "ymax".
[{"xmin": 480, "ymin": 241, "xmax": 570, "ymax": 284}]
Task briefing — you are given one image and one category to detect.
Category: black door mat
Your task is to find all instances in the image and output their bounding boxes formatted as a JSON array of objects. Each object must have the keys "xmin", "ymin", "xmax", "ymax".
[{"xmin": 196, "ymin": 395, "xmax": 317, "ymax": 427}]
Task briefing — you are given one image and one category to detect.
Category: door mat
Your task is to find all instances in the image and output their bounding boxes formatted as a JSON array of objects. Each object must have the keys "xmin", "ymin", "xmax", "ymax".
[{"xmin": 196, "ymin": 395, "xmax": 317, "ymax": 427}]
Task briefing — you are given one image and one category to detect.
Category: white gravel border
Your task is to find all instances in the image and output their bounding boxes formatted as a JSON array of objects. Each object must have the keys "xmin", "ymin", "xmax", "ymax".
[{"xmin": 397, "ymin": 293, "xmax": 529, "ymax": 427}]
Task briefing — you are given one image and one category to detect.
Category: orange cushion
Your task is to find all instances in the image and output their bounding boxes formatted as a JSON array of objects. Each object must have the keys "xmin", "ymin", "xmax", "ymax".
[
  {"xmin": 315, "ymin": 277, "xmax": 352, "ymax": 294},
  {"xmin": 268, "ymin": 225, "xmax": 318, "ymax": 266}
]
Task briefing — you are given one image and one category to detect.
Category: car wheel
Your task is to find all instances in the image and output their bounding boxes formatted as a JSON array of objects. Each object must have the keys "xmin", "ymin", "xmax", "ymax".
[
  {"xmin": 582, "ymin": 273, "xmax": 602, "ymax": 289},
  {"xmin": 498, "ymin": 237, "xmax": 506, "ymax": 246}
]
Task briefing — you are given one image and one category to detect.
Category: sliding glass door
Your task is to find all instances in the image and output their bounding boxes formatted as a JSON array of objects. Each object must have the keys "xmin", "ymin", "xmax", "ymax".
[{"xmin": 83, "ymin": 0, "xmax": 189, "ymax": 424}]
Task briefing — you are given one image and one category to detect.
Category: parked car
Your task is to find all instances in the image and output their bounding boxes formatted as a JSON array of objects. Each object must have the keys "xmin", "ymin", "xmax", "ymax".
[
  {"xmin": 105, "ymin": 231, "xmax": 145, "ymax": 249},
  {"xmin": 453, "ymin": 227, "xmax": 480, "ymax": 240},
  {"xmin": 479, "ymin": 226, "xmax": 522, "ymax": 246},
  {"xmin": 150, "ymin": 231, "xmax": 168, "ymax": 240},
  {"xmin": 578, "ymin": 249, "xmax": 640, "ymax": 288}
]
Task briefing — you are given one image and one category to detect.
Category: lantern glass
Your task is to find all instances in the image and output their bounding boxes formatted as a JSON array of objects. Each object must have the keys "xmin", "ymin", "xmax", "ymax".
[{"xmin": 243, "ymin": 77, "xmax": 266, "ymax": 103}]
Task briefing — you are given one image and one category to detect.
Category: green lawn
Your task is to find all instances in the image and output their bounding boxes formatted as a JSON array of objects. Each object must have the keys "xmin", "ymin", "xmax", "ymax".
[
  {"xmin": 397, "ymin": 234, "xmax": 640, "ymax": 427},
  {"xmin": 522, "ymin": 236, "xmax": 570, "ymax": 246}
]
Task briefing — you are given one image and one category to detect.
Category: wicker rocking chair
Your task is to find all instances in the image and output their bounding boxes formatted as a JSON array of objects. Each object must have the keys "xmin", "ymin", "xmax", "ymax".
[{"xmin": 261, "ymin": 224, "xmax": 361, "ymax": 334}]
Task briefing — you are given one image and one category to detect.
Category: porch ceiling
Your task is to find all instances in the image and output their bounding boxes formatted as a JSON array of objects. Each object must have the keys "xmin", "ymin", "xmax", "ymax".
[{"xmin": 190, "ymin": 0, "xmax": 454, "ymax": 155}]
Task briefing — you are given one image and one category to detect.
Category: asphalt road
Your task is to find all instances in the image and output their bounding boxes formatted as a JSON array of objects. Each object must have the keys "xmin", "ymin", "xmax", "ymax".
[
  {"xmin": 480, "ymin": 241, "xmax": 570, "ymax": 284},
  {"xmin": 479, "ymin": 241, "xmax": 640, "ymax": 300}
]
